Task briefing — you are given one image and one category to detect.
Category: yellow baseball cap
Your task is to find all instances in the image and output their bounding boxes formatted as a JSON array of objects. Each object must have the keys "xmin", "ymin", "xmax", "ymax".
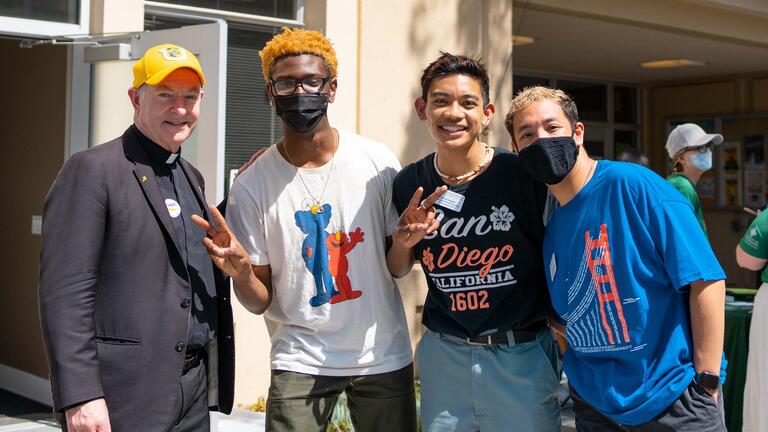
[{"xmin": 132, "ymin": 44, "xmax": 206, "ymax": 88}]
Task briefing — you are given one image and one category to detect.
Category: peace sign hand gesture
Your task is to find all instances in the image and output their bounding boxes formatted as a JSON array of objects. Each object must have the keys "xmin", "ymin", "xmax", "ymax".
[
  {"xmin": 393, "ymin": 186, "xmax": 448, "ymax": 249},
  {"xmin": 192, "ymin": 205, "xmax": 252, "ymax": 280}
]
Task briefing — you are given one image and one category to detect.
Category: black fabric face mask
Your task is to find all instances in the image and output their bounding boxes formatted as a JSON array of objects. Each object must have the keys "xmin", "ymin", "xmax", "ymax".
[
  {"xmin": 273, "ymin": 93, "xmax": 329, "ymax": 134},
  {"xmin": 518, "ymin": 136, "xmax": 579, "ymax": 184}
]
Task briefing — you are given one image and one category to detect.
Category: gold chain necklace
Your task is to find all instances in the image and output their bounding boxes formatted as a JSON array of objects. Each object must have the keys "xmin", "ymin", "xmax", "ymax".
[
  {"xmin": 433, "ymin": 143, "xmax": 492, "ymax": 182},
  {"xmin": 281, "ymin": 129, "xmax": 338, "ymax": 215}
]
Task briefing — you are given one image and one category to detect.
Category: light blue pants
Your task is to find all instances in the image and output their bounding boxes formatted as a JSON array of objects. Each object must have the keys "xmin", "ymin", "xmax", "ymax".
[{"xmin": 417, "ymin": 329, "xmax": 561, "ymax": 432}]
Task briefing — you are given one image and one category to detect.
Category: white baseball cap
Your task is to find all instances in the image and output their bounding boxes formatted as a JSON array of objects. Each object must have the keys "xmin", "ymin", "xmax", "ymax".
[{"xmin": 666, "ymin": 123, "xmax": 723, "ymax": 159}]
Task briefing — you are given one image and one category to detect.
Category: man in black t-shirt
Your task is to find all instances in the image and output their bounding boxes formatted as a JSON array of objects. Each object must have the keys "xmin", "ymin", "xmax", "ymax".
[{"xmin": 386, "ymin": 53, "xmax": 560, "ymax": 431}]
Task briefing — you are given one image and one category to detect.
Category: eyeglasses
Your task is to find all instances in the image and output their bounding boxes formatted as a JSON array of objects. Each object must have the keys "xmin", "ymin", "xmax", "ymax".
[
  {"xmin": 687, "ymin": 145, "xmax": 711, "ymax": 154},
  {"xmin": 271, "ymin": 77, "xmax": 331, "ymax": 96}
]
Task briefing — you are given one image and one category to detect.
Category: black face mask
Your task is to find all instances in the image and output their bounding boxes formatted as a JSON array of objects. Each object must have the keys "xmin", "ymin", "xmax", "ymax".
[
  {"xmin": 518, "ymin": 136, "xmax": 579, "ymax": 184},
  {"xmin": 273, "ymin": 93, "xmax": 329, "ymax": 134}
]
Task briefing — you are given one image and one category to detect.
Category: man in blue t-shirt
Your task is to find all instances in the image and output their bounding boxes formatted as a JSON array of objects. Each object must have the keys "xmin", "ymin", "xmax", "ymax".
[{"xmin": 504, "ymin": 86, "xmax": 726, "ymax": 431}]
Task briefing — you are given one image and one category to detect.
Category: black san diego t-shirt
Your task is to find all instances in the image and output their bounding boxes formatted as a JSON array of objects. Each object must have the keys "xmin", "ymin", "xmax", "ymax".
[{"xmin": 393, "ymin": 148, "xmax": 552, "ymax": 338}]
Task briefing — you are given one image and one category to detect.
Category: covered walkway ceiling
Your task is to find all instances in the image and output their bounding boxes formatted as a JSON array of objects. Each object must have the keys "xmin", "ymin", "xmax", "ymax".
[{"xmin": 512, "ymin": 1, "xmax": 768, "ymax": 83}]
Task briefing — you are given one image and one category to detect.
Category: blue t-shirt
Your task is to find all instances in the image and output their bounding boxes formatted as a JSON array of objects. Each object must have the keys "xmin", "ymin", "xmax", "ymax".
[{"xmin": 543, "ymin": 160, "xmax": 725, "ymax": 425}]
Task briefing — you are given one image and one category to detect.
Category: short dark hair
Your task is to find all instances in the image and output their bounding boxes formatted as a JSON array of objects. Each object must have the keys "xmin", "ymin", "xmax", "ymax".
[{"xmin": 420, "ymin": 52, "xmax": 490, "ymax": 105}]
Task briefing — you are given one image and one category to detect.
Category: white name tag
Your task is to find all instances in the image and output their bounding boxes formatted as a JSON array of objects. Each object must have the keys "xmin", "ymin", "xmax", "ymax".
[
  {"xmin": 549, "ymin": 253, "xmax": 557, "ymax": 282},
  {"xmin": 165, "ymin": 199, "xmax": 181, "ymax": 218},
  {"xmin": 435, "ymin": 189, "xmax": 465, "ymax": 212}
]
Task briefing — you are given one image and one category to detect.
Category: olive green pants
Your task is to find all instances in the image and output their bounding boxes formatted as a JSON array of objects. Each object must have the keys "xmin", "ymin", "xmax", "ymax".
[{"xmin": 265, "ymin": 363, "xmax": 417, "ymax": 432}]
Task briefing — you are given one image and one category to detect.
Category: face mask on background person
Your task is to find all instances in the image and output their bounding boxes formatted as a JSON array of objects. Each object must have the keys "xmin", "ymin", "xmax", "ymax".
[
  {"xmin": 689, "ymin": 147, "xmax": 713, "ymax": 172},
  {"xmin": 518, "ymin": 136, "xmax": 579, "ymax": 185},
  {"xmin": 273, "ymin": 93, "xmax": 329, "ymax": 134}
]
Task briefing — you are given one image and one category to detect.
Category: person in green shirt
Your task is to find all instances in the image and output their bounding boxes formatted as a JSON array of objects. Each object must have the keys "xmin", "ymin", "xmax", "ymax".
[
  {"xmin": 736, "ymin": 212, "xmax": 768, "ymax": 432},
  {"xmin": 666, "ymin": 123, "xmax": 730, "ymax": 403},
  {"xmin": 665, "ymin": 123, "xmax": 723, "ymax": 235}
]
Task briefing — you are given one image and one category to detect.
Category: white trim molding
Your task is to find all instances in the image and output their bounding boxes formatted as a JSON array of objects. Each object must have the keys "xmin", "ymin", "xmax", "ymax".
[{"xmin": 144, "ymin": 1, "xmax": 304, "ymax": 27}]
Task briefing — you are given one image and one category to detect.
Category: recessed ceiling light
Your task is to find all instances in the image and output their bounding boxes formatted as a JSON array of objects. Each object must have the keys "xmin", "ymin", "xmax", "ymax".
[
  {"xmin": 512, "ymin": 35, "xmax": 536, "ymax": 46},
  {"xmin": 640, "ymin": 59, "xmax": 707, "ymax": 69}
]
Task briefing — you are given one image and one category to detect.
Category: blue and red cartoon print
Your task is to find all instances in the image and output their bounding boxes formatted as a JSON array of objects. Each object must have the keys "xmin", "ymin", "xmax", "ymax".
[{"xmin": 294, "ymin": 203, "xmax": 365, "ymax": 307}]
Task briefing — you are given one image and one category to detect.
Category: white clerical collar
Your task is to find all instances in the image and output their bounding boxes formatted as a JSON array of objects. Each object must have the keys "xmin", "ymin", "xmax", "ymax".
[{"xmin": 166, "ymin": 153, "xmax": 179, "ymax": 164}]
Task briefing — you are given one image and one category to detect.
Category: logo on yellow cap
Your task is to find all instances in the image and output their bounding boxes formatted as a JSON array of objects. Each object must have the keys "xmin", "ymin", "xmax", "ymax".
[{"xmin": 160, "ymin": 47, "xmax": 187, "ymax": 61}]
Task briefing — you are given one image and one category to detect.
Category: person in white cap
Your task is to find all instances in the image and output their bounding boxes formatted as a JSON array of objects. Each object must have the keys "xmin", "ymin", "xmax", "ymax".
[
  {"xmin": 665, "ymin": 123, "xmax": 723, "ymax": 235},
  {"xmin": 666, "ymin": 124, "xmax": 729, "ymax": 413}
]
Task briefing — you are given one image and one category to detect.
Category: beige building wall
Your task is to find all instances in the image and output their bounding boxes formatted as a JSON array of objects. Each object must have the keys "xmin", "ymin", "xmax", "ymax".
[
  {"xmin": 231, "ymin": 0, "xmax": 514, "ymax": 405},
  {"xmin": 91, "ymin": 61, "xmax": 136, "ymax": 146},
  {"xmin": 306, "ymin": 0, "xmax": 359, "ymax": 133},
  {"xmin": 358, "ymin": 0, "xmax": 512, "ymax": 162},
  {"xmin": 90, "ymin": 0, "xmax": 143, "ymax": 35}
]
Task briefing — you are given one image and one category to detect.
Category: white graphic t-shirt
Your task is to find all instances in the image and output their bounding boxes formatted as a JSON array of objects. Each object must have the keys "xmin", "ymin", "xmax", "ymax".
[{"xmin": 226, "ymin": 129, "xmax": 412, "ymax": 376}]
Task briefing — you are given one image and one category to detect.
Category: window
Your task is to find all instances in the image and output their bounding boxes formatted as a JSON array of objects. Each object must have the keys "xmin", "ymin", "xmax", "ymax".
[
  {"xmin": 143, "ymin": 14, "xmax": 200, "ymax": 30},
  {"xmin": 584, "ymin": 125, "xmax": 607, "ymax": 159},
  {"xmin": 0, "ymin": 0, "xmax": 89, "ymax": 37},
  {"xmin": 224, "ymin": 24, "xmax": 284, "ymax": 191},
  {"xmin": 558, "ymin": 80, "xmax": 607, "ymax": 122},
  {"xmin": 1, "ymin": 0, "xmax": 79, "ymax": 23},
  {"xmin": 513, "ymin": 73, "xmax": 641, "ymax": 160},
  {"xmin": 614, "ymin": 85, "xmax": 637, "ymax": 124},
  {"xmin": 614, "ymin": 129, "xmax": 638, "ymax": 159},
  {"xmin": 151, "ymin": 0, "xmax": 295, "ymax": 20},
  {"xmin": 513, "ymin": 75, "xmax": 549, "ymax": 98}
]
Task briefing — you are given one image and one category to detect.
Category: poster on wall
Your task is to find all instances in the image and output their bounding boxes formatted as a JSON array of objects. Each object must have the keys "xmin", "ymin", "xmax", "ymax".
[
  {"xmin": 698, "ymin": 171, "xmax": 716, "ymax": 206},
  {"xmin": 720, "ymin": 142, "xmax": 741, "ymax": 207},
  {"xmin": 744, "ymin": 170, "xmax": 765, "ymax": 209},
  {"xmin": 722, "ymin": 142, "xmax": 741, "ymax": 173},
  {"xmin": 744, "ymin": 134, "xmax": 765, "ymax": 170},
  {"xmin": 724, "ymin": 178, "xmax": 741, "ymax": 207}
]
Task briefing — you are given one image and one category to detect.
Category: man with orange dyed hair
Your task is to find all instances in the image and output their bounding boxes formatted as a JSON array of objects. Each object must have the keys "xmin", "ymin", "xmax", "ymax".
[{"xmin": 194, "ymin": 28, "xmax": 417, "ymax": 431}]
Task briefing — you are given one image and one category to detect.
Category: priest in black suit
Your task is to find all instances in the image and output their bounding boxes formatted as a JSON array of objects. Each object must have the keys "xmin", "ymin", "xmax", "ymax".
[{"xmin": 39, "ymin": 43, "xmax": 234, "ymax": 432}]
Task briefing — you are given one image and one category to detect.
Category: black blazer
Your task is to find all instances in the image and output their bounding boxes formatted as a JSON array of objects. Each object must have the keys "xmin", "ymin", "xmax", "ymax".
[{"xmin": 39, "ymin": 126, "xmax": 234, "ymax": 431}]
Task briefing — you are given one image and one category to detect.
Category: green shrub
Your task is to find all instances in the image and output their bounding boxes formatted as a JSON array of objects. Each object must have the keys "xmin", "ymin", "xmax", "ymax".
[{"xmin": 327, "ymin": 380, "xmax": 422, "ymax": 432}]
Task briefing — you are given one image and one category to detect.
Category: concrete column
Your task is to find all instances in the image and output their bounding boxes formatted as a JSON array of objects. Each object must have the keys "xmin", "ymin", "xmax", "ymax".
[
  {"xmin": 305, "ymin": 0, "xmax": 359, "ymax": 133},
  {"xmin": 483, "ymin": 0, "xmax": 513, "ymax": 149},
  {"xmin": 90, "ymin": 0, "xmax": 143, "ymax": 35}
]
